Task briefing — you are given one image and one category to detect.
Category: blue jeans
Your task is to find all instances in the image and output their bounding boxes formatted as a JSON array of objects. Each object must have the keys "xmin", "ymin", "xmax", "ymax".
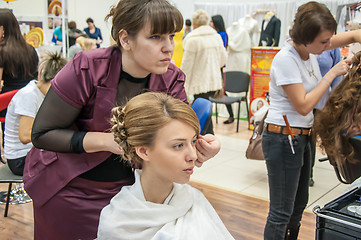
[{"xmin": 262, "ymin": 130, "xmax": 311, "ymax": 240}]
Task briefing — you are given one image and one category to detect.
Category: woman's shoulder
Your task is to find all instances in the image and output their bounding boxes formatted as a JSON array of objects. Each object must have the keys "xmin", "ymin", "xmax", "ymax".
[{"xmin": 75, "ymin": 46, "xmax": 120, "ymax": 63}]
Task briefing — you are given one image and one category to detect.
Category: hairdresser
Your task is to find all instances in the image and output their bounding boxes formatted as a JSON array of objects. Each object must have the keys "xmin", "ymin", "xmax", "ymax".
[{"xmin": 262, "ymin": 2, "xmax": 361, "ymax": 239}]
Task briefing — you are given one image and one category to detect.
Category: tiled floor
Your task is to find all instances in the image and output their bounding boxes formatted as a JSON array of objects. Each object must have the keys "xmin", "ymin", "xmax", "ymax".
[{"xmin": 191, "ymin": 117, "xmax": 350, "ymax": 212}]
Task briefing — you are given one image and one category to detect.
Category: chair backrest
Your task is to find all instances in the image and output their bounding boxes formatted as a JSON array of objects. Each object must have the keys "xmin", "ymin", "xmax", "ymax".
[
  {"xmin": 191, "ymin": 98, "xmax": 212, "ymax": 134},
  {"xmin": 0, "ymin": 89, "xmax": 19, "ymax": 123},
  {"xmin": 223, "ymin": 71, "xmax": 250, "ymax": 94}
]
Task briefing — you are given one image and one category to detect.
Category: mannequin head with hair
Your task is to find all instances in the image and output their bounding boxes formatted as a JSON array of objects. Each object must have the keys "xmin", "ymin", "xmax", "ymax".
[
  {"xmin": 111, "ymin": 92, "xmax": 200, "ymax": 186},
  {"xmin": 313, "ymin": 51, "xmax": 361, "ymax": 165}
]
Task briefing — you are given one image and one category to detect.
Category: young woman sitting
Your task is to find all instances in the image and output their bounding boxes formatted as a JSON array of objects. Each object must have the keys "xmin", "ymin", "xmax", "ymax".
[{"xmin": 97, "ymin": 92, "xmax": 234, "ymax": 240}]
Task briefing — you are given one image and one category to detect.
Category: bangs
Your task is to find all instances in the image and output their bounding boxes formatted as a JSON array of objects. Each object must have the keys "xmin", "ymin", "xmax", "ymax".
[{"xmin": 147, "ymin": 3, "xmax": 183, "ymax": 34}]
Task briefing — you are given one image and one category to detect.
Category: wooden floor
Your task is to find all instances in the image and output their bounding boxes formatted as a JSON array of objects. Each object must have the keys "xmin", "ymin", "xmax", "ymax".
[{"xmin": 0, "ymin": 181, "xmax": 316, "ymax": 240}]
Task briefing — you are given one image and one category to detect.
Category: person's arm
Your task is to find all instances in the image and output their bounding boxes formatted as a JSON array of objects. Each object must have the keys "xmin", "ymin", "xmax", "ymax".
[
  {"xmin": 32, "ymin": 87, "xmax": 121, "ymax": 154},
  {"xmin": 327, "ymin": 29, "xmax": 361, "ymax": 50},
  {"xmin": 282, "ymin": 58, "xmax": 351, "ymax": 115},
  {"xmin": 18, "ymin": 115, "xmax": 34, "ymax": 144},
  {"xmin": 98, "ymin": 28, "xmax": 103, "ymax": 43}
]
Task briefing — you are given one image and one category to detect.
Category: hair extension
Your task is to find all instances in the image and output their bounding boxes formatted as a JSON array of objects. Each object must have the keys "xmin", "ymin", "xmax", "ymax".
[{"xmin": 313, "ymin": 51, "xmax": 361, "ymax": 165}]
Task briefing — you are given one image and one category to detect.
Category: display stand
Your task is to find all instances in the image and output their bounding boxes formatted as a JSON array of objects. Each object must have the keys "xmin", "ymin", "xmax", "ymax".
[{"xmin": 249, "ymin": 47, "xmax": 280, "ymax": 129}]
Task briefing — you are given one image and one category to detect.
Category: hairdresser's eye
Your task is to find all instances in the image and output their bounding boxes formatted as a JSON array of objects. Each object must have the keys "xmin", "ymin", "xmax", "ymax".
[{"xmin": 150, "ymin": 35, "xmax": 160, "ymax": 40}]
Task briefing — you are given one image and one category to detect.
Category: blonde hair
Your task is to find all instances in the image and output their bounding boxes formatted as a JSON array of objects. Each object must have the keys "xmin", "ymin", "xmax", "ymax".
[
  {"xmin": 38, "ymin": 52, "xmax": 67, "ymax": 82},
  {"xmin": 110, "ymin": 92, "xmax": 200, "ymax": 166},
  {"xmin": 192, "ymin": 9, "xmax": 209, "ymax": 27},
  {"xmin": 76, "ymin": 36, "xmax": 96, "ymax": 50}
]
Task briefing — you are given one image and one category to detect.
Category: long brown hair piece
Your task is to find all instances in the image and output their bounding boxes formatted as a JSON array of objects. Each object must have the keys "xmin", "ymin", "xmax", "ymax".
[{"xmin": 313, "ymin": 51, "xmax": 361, "ymax": 165}]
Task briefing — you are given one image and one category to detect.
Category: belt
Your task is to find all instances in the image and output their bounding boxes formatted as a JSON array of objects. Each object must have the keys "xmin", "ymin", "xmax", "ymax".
[{"xmin": 267, "ymin": 123, "xmax": 311, "ymax": 136}]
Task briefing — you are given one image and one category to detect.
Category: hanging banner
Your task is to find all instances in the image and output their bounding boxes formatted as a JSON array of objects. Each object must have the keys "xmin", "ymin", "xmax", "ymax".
[{"xmin": 249, "ymin": 47, "xmax": 280, "ymax": 129}]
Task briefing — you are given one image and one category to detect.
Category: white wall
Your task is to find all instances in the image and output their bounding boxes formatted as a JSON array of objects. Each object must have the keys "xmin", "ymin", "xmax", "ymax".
[{"xmin": 1, "ymin": 0, "xmax": 358, "ymax": 48}]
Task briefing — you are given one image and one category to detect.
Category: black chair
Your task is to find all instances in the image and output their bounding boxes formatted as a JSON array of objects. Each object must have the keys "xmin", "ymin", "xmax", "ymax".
[
  {"xmin": 209, "ymin": 71, "xmax": 250, "ymax": 132},
  {"xmin": 320, "ymin": 135, "xmax": 361, "ymax": 184}
]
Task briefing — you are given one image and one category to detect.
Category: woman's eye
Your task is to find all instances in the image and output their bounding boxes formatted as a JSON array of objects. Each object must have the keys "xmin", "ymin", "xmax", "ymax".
[
  {"xmin": 151, "ymin": 35, "xmax": 160, "ymax": 39},
  {"xmin": 192, "ymin": 139, "xmax": 197, "ymax": 145},
  {"xmin": 173, "ymin": 143, "xmax": 183, "ymax": 149}
]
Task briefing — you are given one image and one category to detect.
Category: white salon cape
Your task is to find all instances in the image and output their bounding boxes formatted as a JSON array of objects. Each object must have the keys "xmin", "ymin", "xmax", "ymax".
[{"xmin": 97, "ymin": 170, "xmax": 234, "ymax": 240}]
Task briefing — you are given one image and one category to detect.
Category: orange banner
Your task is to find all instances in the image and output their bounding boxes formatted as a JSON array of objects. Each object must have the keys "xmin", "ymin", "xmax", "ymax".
[{"xmin": 250, "ymin": 47, "xmax": 280, "ymax": 128}]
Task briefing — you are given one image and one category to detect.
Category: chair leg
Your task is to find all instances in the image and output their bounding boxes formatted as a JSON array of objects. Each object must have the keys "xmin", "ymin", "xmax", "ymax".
[
  {"xmin": 245, "ymin": 99, "xmax": 250, "ymax": 129},
  {"xmin": 4, "ymin": 182, "xmax": 12, "ymax": 217},
  {"xmin": 215, "ymin": 103, "xmax": 218, "ymax": 124},
  {"xmin": 236, "ymin": 102, "xmax": 240, "ymax": 132}
]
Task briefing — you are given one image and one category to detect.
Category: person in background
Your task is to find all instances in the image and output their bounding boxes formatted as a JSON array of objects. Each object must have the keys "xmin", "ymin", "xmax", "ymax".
[
  {"xmin": 84, "ymin": 17, "xmax": 103, "ymax": 48},
  {"xmin": 210, "ymin": 14, "xmax": 235, "ymax": 125},
  {"xmin": 23, "ymin": 1, "xmax": 220, "ymax": 239},
  {"xmin": 68, "ymin": 21, "xmax": 86, "ymax": 47},
  {"xmin": 4, "ymin": 52, "xmax": 67, "ymax": 176},
  {"xmin": 97, "ymin": 92, "xmax": 234, "ymax": 239},
  {"xmin": 210, "ymin": 15, "xmax": 228, "ymax": 48},
  {"xmin": 181, "ymin": 9, "xmax": 227, "ymax": 134},
  {"xmin": 52, "ymin": 24, "xmax": 63, "ymax": 46},
  {"xmin": 182, "ymin": 18, "xmax": 192, "ymax": 40},
  {"xmin": 0, "ymin": 8, "xmax": 39, "ymax": 164},
  {"xmin": 309, "ymin": 48, "xmax": 343, "ymax": 187},
  {"xmin": 262, "ymin": 2, "xmax": 361, "ymax": 239},
  {"xmin": 68, "ymin": 36, "xmax": 97, "ymax": 59}
]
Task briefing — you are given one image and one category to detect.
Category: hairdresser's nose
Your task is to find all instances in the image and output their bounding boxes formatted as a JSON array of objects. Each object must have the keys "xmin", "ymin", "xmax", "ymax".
[{"xmin": 162, "ymin": 36, "xmax": 174, "ymax": 53}]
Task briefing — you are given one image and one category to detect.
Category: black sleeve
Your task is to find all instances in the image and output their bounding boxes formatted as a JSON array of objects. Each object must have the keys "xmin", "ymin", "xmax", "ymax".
[{"xmin": 31, "ymin": 87, "xmax": 86, "ymax": 153}]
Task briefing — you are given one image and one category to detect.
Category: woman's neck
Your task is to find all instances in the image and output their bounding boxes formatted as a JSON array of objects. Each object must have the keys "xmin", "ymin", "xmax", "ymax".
[
  {"xmin": 293, "ymin": 43, "xmax": 310, "ymax": 60},
  {"xmin": 36, "ymin": 81, "xmax": 51, "ymax": 95},
  {"xmin": 140, "ymin": 168, "xmax": 174, "ymax": 204},
  {"xmin": 121, "ymin": 51, "xmax": 150, "ymax": 78}
]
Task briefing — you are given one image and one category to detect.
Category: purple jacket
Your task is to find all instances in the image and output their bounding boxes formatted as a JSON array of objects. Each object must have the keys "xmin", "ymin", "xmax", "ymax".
[{"xmin": 23, "ymin": 47, "xmax": 187, "ymax": 207}]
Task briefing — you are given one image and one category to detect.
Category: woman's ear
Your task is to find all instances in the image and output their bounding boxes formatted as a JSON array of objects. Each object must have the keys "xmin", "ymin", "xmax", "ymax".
[
  {"xmin": 119, "ymin": 29, "xmax": 131, "ymax": 50},
  {"xmin": 135, "ymin": 146, "xmax": 151, "ymax": 162}
]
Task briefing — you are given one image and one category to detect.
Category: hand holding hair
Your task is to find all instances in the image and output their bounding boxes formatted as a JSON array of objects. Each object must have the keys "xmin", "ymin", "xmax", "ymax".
[{"xmin": 195, "ymin": 134, "xmax": 221, "ymax": 167}]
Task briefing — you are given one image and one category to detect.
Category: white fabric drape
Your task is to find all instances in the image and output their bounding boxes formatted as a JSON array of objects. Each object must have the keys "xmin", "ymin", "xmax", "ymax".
[{"xmin": 97, "ymin": 170, "xmax": 234, "ymax": 240}]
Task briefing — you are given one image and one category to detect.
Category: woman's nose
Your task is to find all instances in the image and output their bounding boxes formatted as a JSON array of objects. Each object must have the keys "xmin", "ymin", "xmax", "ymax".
[{"xmin": 186, "ymin": 145, "xmax": 198, "ymax": 162}]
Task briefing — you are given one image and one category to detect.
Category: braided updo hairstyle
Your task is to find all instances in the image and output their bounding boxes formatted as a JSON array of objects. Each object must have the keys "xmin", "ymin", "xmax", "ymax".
[
  {"xmin": 313, "ymin": 51, "xmax": 361, "ymax": 165},
  {"xmin": 110, "ymin": 92, "xmax": 200, "ymax": 166}
]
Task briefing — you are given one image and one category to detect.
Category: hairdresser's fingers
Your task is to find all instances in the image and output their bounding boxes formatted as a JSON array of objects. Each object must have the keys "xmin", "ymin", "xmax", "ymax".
[{"xmin": 195, "ymin": 134, "xmax": 221, "ymax": 166}]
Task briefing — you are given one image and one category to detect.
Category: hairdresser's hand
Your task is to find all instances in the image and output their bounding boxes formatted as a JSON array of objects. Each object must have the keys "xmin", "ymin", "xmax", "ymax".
[
  {"xmin": 195, "ymin": 134, "xmax": 221, "ymax": 167},
  {"xmin": 329, "ymin": 58, "xmax": 352, "ymax": 78},
  {"xmin": 83, "ymin": 132, "xmax": 123, "ymax": 155}
]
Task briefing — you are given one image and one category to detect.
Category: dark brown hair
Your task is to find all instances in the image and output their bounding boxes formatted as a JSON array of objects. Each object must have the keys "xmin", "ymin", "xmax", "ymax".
[
  {"xmin": 0, "ymin": 8, "xmax": 38, "ymax": 78},
  {"xmin": 313, "ymin": 51, "xmax": 361, "ymax": 165},
  {"xmin": 105, "ymin": 0, "xmax": 183, "ymax": 47},
  {"xmin": 290, "ymin": 1, "xmax": 337, "ymax": 45},
  {"xmin": 111, "ymin": 92, "xmax": 200, "ymax": 166}
]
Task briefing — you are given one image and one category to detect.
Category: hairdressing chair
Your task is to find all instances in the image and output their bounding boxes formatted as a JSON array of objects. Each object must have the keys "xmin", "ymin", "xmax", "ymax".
[{"xmin": 191, "ymin": 97, "xmax": 212, "ymax": 135}]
